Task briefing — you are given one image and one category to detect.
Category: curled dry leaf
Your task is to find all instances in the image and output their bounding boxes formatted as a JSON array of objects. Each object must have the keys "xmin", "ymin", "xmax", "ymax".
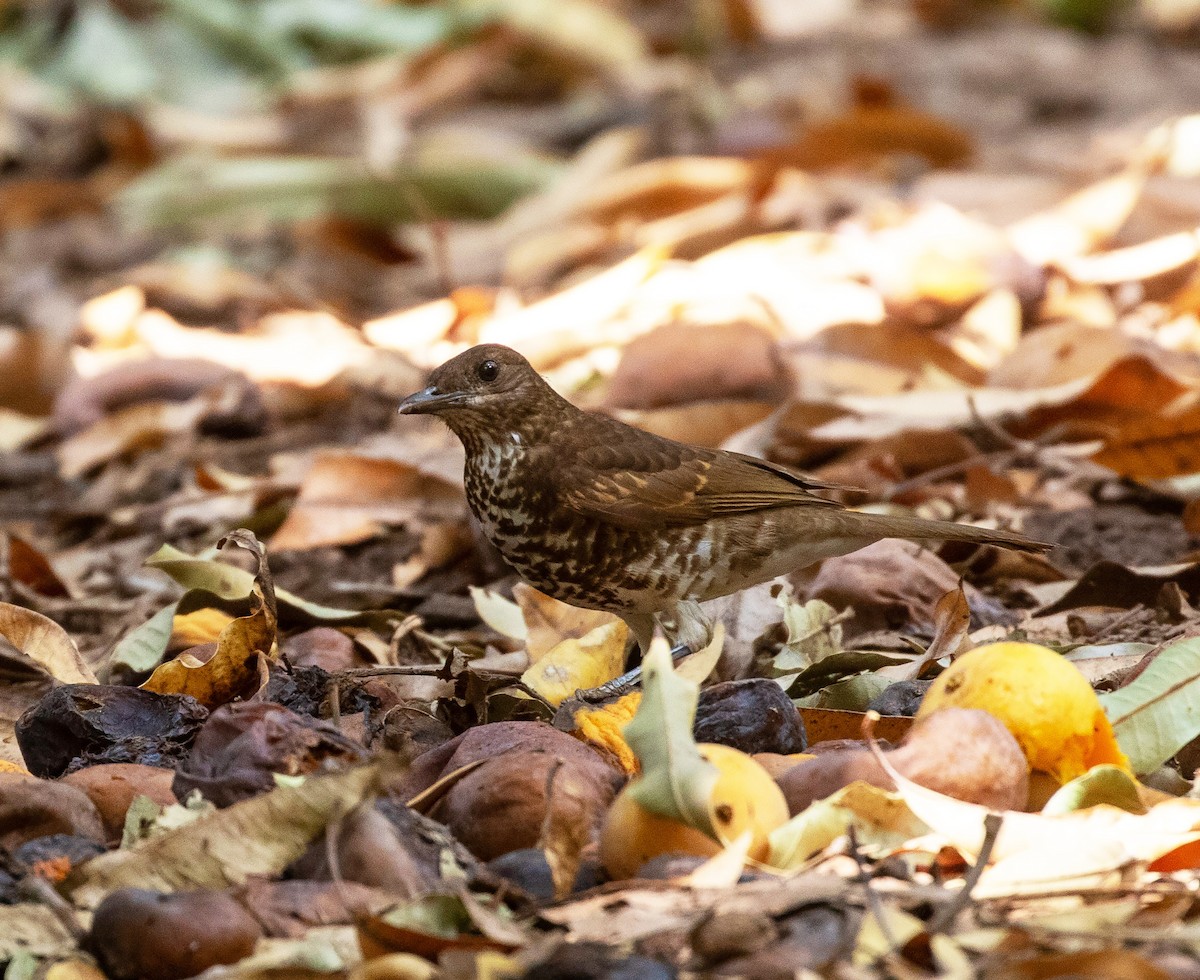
[
  {"xmin": 0, "ymin": 601, "xmax": 96, "ymax": 684},
  {"xmin": 141, "ymin": 531, "xmax": 277, "ymax": 709}
]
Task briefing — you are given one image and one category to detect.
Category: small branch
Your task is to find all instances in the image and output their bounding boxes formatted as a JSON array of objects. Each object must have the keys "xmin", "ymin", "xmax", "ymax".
[{"xmin": 927, "ymin": 811, "xmax": 1003, "ymax": 935}]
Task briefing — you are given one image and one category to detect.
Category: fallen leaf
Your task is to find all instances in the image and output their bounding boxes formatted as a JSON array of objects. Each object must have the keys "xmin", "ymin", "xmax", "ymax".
[
  {"xmin": 57, "ymin": 398, "xmax": 210, "ymax": 479},
  {"xmin": 0, "ymin": 602, "xmax": 97, "ymax": 684},
  {"xmin": 67, "ymin": 757, "xmax": 393, "ymax": 908},
  {"xmin": 514, "ymin": 583, "xmax": 620, "ymax": 662},
  {"xmin": 1008, "ymin": 167, "xmax": 1149, "ymax": 266},
  {"xmin": 521, "ymin": 621, "xmax": 629, "ymax": 707},
  {"xmin": 141, "ymin": 531, "xmax": 278, "ymax": 708},
  {"xmin": 1100, "ymin": 637, "xmax": 1200, "ymax": 775},
  {"xmin": 270, "ymin": 450, "xmax": 461, "ymax": 551},
  {"xmin": 767, "ymin": 781, "xmax": 929, "ymax": 871},
  {"xmin": 623, "ymin": 640, "xmax": 719, "ymax": 836}
]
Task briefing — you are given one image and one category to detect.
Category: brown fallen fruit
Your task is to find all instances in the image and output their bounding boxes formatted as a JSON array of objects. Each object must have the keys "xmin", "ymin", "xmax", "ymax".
[
  {"xmin": 61, "ymin": 764, "xmax": 177, "ymax": 842},
  {"xmin": 434, "ymin": 748, "xmax": 619, "ymax": 861},
  {"xmin": 89, "ymin": 888, "xmax": 261, "ymax": 980},
  {"xmin": 778, "ymin": 707, "xmax": 1028, "ymax": 814}
]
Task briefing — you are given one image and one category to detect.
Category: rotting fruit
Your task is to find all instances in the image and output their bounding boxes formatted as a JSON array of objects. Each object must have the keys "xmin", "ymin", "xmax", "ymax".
[
  {"xmin": 916, "ymin": 641, "xmax": 1129, "ymax": 784},
  {"xmin": 600, "ymin": 742, "xmax": 789, "ymax": 880}
]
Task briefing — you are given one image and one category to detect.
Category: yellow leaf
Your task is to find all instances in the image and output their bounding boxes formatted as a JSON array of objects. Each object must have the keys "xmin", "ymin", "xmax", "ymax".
[
  {"xmin": 520, "ymin": 620, "xmax": 628, "ymax": 706},
  {"xmin": 170, "ymin": 608, "xmax": 234, "ymax": 649},
  {"xmin": 514, "ymin": 582, "xmax": 619, "ymax": 662}
]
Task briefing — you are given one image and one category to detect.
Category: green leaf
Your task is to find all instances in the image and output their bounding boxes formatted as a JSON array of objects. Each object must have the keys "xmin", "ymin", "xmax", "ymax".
[
  {"xmin": 108, "ymin": 602, "xmax": 179, "ymax": 675},
  {"xmin": 1043, "ymin": 765, "xmax": 1145, "ymax": 816},
  {"xmin": 1099, "ymin": 637, "xmax": 1200, "ymax": 775},
  {"xmin": 47, "ymin": 1, "xmax": 159, "ymax": 105},
  {"xmin": 145, "ymin": 543, "xmax": 399, "ymax": 629},
  {"xmin": 795, "ymin": 673, "xmax": 891, "ymax": 712},
  {"xmin": 381, "ymin": 895, "xmax": 473, "ymax": 939},
  {"xmin": 623, "ymin": 641, "xmax": 718, "ymax": 837},
  {"xmin": 119, "ymin": 153, "xmax": 561, "ymax": 229},
  {"xmin": 784, "ymin": 651, "xmax": 909, "ymax": 699}
]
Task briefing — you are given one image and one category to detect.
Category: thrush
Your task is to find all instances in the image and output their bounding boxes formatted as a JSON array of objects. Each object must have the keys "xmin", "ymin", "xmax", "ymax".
[{"xmin": 398, "ymin": 344, "xmax": 1048, "ymax": 653}]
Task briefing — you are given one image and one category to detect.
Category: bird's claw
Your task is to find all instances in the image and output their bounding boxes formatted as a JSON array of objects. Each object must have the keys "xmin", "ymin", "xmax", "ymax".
[{"xmin": 574, "ymin": 643, "xmax": 694, "ymax": 703}]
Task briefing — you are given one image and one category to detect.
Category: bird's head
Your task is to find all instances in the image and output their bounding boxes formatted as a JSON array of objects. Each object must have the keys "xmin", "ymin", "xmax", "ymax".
[{"xmin": 398, "ymin": 344, "xmax": 552, "ymax": 444}]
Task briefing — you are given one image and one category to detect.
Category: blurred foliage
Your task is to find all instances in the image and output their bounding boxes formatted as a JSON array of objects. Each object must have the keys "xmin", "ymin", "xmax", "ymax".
[{"xmin": 0, "ymin": 0, "xmax": 478, "ymax": 112}]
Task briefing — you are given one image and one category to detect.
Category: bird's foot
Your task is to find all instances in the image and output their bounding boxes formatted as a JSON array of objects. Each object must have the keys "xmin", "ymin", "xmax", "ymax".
[{"xmin": 574, "ymin": 643, "xmax": 693, "ymax": 704}]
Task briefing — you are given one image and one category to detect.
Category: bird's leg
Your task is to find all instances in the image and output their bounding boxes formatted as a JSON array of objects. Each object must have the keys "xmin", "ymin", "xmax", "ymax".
[
  {"xmin": 574, "ymin": 642, "xmax": 694, "ymax": 703},
  {"xmin": 658, "ymin": 600, "xmax": 714, "ymax": 653},
  {"xmin": 570, "ymin": 611, "xmax": 688, "ymax": 703},
  {"xmin": 619, "ymin": 612, "xmax": 657, "ymax": 657}
]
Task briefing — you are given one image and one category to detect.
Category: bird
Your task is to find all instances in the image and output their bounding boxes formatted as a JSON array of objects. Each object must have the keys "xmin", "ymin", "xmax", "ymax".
[{"xmin": 398, "ymin": 344, "xmax": 1049, "ymax": 654}]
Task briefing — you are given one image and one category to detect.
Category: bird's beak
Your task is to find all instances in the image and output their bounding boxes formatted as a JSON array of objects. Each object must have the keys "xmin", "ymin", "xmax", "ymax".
[{"xmin": 397, "ymin": 386, "xmax": 464, "ymax": 415}]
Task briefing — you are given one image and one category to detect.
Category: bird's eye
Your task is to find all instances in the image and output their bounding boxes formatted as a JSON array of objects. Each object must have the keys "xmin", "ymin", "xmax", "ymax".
[{"xmin": 476, "ymin": 359, "xmax": 499, "ymax": 383}]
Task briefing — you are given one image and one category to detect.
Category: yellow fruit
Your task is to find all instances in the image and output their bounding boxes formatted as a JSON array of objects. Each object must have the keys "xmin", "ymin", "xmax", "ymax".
[
  {"xmin": 600, "ymin": 742, "xmax": 790, "ymax": 879},
  {"xmin": 916, "ymin": 641, "xmax": 1129, "ymax": 784}
]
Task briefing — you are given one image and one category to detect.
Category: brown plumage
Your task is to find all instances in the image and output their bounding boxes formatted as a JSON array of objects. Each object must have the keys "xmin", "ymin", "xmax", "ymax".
[{"xmin": 399, "ymin": 344, "xmax": 1048, "ymax": 652}]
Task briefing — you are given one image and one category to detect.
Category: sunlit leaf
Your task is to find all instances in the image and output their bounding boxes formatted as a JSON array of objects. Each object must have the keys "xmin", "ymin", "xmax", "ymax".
[
  {"xmin": 1100, "ymin": 637, "xmax": 1200, "ymax": 775},
  {"xmin": 623, "ymin": 640, "xmax": 718, "ymax": 836}
]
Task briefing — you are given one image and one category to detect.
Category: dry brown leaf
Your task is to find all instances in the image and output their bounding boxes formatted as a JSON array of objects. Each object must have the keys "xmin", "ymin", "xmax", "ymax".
[
  {"xmin": 1008, "ymin": 168, "xmax": 1149, "ymax": 266},
  {"xmin": 1092, "ymin": 401, "xmax": 1200, "ymax": 480},
  {"xmin": 774, "ymin": 101, "xmax": 973, "ymax": 172},
  {"xmin": 5, "ymin": 534, "xmax": 71, "ymax": 598},
  {"xmin": 0, "ymin": 602, "xmax": 97, "ymax": 685},
  {"xmin": 270, "ymin": 450, "xmax": 461, "ymax": 551},
  {"xmin": 615, "ymin": 401, "xmax": 777, "ymax": 449},
  {"xmin": 879, "ymin": 584, "xmax": 971, "ymax": 681},
  {"xmin": 987, "ymin": 320, "xmax": 1135, "ymax": 390},
  {"xmin": 580, "ymin": 157, "xmax": 753, "ymax": 225},
  {"xmin": 57, "ymin": 398, "xmax": 209, "ymax": 479}
]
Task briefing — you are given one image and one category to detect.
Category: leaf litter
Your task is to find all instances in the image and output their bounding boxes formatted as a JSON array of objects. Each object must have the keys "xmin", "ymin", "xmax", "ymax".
[{"xmin": 13, "ymin": 0, "xmax": 1200, "ymax": 975}]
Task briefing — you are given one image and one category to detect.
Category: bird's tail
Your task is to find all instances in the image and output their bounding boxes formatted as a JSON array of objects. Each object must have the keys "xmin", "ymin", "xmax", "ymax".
[{"xmin": 835, "ymin": 511, "xmax": 1050, "ymax": 555}]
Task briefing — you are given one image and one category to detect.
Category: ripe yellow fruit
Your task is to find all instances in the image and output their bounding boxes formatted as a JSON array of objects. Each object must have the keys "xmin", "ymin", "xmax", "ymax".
[
  {"xmin": 600, "ymin": 742, "xmax": 790, "ymax": 880},
  {"xmin": 916, "ymin": 641, "xmax": 1129, "ymax": 784}
]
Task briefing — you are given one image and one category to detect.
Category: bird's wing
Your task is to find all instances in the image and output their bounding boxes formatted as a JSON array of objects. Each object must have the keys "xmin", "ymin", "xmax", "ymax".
[{"xmin": 549, "ymin": 433, "xmax": 845, "ymax": 531}]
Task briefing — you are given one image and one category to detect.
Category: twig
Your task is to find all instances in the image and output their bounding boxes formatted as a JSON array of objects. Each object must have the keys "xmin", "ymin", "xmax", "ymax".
[
  {"xmin": 344, "ymin": 663, "xmax": 455, "ymax": 678},
  {"xmin": 926, "ymin": 811, "xmax": 1003, "ymax": 934},
  {"xmin": 846, "ymin": 825, "xmax": 899, "ymax": 957},
  {"xmin": 18, "ymin": 876, "xmax": 87, "ymax": 943}
]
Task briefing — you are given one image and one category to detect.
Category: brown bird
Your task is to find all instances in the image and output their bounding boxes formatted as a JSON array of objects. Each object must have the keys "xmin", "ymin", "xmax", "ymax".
[{"xmin": 399, "ymin": 344, "xmax": 1048, "ymax": 653}]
